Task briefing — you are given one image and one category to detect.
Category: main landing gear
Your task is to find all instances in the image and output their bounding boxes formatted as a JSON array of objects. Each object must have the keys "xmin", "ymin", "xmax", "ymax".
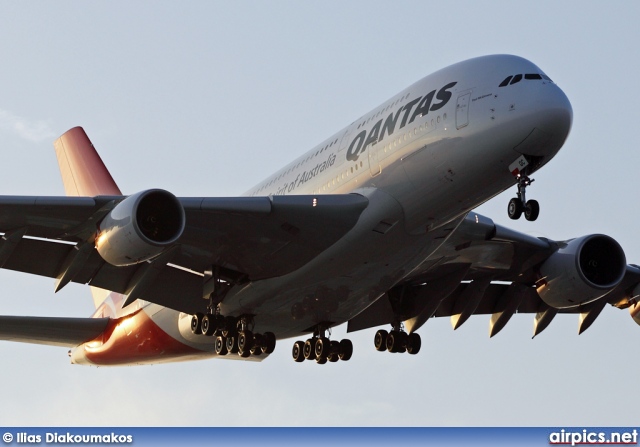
[
  {"xmin": 292, "ymin": 325, "xmax": 353, "ymax": 364},
  {"xmin": 508, "ymin": 175, "xmax": 539, "ymax": 221},
  {"xmin": 191, "ymin": 311, "xmax": 276, "ymax": 358},
  {"xmin": 189, "ymin": 268, "xmax": 276, "ymax": 358},
  {"xmin": 374, "ymin": 323, "xmax": 421, "ymax": 354}
]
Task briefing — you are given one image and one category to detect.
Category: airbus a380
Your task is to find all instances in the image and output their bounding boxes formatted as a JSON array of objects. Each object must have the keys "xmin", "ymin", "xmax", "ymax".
[{"xmin": 1, "ymin": 54, "xmax": 637, "ymax": 366}]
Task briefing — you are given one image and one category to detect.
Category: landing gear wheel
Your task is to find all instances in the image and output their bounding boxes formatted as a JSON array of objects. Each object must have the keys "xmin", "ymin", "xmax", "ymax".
[
  {"xmin": 524, "ymin": 200, "xmax": 539, "ymax": 221},
  {"xmin": 328, "ymin": 341, "xmax": 340, "ymax": 362},
  {"xmin": 263, "ymin": 332, "xmax": 276, "ymax": 354},
  {"xmin": 303, "ymin": 338, "xmax": 316, "ymax": 360},
  {"xmin": 253, "ymin": 333, "xmax": 264, "ymax": 350},
  {"xmin": 315, "ymin": 337, "xmax": 330, "ymax": 359},
  {"xmin": 316, "ymin": 356, "xmax": 327, "ymax": 364},
  {"xmin": 374, "ymin": 329, "xmax": 388, "ymax": 351},
  {"xmin": 508, "ymin": 198, "xmax": 523, "ymax": 220},
  {"xmin": 226, "ymin": 335, "xmax": 239, "ymax": 354},
  {"xmin": 201, "ymin": 314, "xmax": 216, "ymax": 336},
  {"xmin": 191, "ymin": 313, "xmax": 204, "ymax": 335},
  {"xmin": 407, "ymin": 333, "xmax": 421, "ymax": 355},
  {"xmin": 292, "ymin": 340, "xmax": 305, "ymax": 362},
  {"xmin": 215, "ymin": 336, "xmax": 228, "ymax": 355},
  {"xmin": 339, "ymin": 339, "xmax": 353, "ymax": 361},
  {"xmin": 386, "ymin": 331, "xmax": 399, "ymax": 352},
  {"xmin": 238, "ymin": 330, "xmax": 254, "ymax": 354},
  {"xmin": 250, "ymin": 345, "xmax": 263, "ymax": 356}
]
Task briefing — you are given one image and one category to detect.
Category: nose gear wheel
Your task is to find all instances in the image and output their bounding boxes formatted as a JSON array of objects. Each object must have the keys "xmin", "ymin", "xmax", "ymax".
[{"xmin": 508, "ymin": 175, "xmax": 539, "ymax": 221}]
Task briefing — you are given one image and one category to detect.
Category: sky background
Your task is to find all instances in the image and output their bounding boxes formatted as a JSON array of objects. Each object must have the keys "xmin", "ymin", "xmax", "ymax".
[{"xmin": 0, "ymin": 1, "xmax": 638, "ymax": 426}]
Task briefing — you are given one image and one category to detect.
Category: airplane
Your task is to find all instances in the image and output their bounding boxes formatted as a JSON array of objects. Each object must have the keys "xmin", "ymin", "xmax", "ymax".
[{"xmin": 1, "ymin": 54, "xmax": 637, "ymax": 367}]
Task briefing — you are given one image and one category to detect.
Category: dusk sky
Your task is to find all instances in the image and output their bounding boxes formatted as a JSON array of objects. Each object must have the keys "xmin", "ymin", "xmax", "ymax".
[{"xmin": 0, "ymin": 2, "xmax": 637, "ymax": 426}]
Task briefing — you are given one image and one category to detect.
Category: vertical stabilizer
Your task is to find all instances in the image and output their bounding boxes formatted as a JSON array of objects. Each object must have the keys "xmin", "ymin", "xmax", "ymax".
[
  {"xmin": 53, "ymin": 127, "xmax": 122, "ymax": 196},
  {"xmin": 54, "ymin": 127, "xmax": 123, "ymax": 308}
]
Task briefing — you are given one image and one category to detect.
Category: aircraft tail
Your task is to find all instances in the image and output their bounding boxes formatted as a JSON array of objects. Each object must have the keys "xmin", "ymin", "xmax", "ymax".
[
  {"xmin": 53, "ymin": 127, "xmax": 123, "ymax": 308},
  {"xmin": 53, "ymin": 127, "xmax": 122, "ymax": 197}
]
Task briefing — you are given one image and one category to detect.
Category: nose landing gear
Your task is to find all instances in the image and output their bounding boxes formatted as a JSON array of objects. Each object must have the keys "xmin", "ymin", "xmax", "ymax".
[{"xmin": 508, "ymin": 175, "xmax": 539, "ymax": 221}]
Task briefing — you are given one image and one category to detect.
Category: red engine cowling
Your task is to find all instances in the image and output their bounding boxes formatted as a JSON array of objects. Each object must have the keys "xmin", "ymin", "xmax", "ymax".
[
  {"xmin": 536, "ymin": 234, "xmax": 626, "ymax": 309},
  {"xmin": 95, "ymin": 189, "xmax": 185, "ymax": 266}
]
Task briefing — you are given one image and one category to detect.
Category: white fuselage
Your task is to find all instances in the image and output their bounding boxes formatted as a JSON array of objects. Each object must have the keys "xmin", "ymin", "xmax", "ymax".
[{"xmin": 72, "ymin": 55, "xmax": 572, "ymax": 365}]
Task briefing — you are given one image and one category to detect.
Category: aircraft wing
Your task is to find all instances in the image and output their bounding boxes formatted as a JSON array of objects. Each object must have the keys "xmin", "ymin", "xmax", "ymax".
[
  {"xmin": 348, "ymin": 212, "xmax": 640, "ymax": 337},
  {"xmin": 0, "ymin": 316, "xmax": 109, "ymax": 347},
  {"xmin": 0, "ymin": 193, "xmax": 369, "ymax": 314}
]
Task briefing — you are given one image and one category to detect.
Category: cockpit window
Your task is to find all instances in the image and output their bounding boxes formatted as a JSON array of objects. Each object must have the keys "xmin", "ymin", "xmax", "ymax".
[
  {"xmin": 499, "ymin": 76, "xmax": 513, "ymax": 87},
  {"xmin": 499, "ymin": 73, "xmax": 552, "ymax": 87},
  {"xmin": 510, "ymin": 74, "xmax": 523, "ymax": 85}
]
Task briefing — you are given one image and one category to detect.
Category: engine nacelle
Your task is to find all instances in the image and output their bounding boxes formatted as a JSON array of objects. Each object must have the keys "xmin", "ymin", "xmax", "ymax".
[
  {"xmin": 95, "ymin": 189, "xmax": 185, "ymax": 266},
  {"xmin": 537, "ymin": 234, "xmax": 626, "ymax": 309}
]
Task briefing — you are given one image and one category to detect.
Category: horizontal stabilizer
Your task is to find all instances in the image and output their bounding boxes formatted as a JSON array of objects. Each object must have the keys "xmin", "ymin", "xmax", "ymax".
[{"xmin": 0, "ymin": 315, "xmax": 109, "ymax": 347}]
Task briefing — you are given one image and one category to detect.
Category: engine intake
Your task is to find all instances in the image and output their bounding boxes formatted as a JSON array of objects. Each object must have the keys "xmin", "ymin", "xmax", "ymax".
[
  {"xmin": 537, "ymin": 234, "xmax": 626, "ymax": 309},
  {"xmin": 96, "ymin": 189, "xmax": 185, "ymax": 266}
]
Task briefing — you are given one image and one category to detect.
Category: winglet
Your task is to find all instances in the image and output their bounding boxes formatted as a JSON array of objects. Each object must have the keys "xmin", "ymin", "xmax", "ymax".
[{"xmin": 53, "ymin": 127, "xmax": 122, "ymax": 197}]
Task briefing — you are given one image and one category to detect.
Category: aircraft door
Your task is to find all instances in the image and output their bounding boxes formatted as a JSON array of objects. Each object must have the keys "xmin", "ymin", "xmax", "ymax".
[
  {"xmin": 455, "ymin": 92, "xmax": 471, "ymax": 129},
  {"xmin": 338, "ymin": 128, "xmax": 352, "ymax": 153},
  {"xmin": 368, "ymin": 142, "xmax": 381, "ymax": 176}
]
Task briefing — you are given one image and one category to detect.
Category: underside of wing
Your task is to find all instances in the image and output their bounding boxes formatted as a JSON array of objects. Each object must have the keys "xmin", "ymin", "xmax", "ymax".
[
  {"xmin": 0, "ymin": 316, "xmax": 109, "ymax": 347},
  {"xmin": 348, "ymin": 212, "xmax": 640, "ymax": 338},
  {"xmin": 0, "ymin": 192, "xmax": 369, "ymax": 314}
]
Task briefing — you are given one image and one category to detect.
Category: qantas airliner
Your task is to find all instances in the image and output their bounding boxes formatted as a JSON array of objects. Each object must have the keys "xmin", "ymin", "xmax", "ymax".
[{"xmin": 0, "ymin": 54, "xmax": 637, "ymax": 366}]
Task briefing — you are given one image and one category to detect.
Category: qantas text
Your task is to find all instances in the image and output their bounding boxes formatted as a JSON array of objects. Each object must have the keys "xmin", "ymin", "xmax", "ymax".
[{"xmin": 346, "ymin": 81, "xmax": 457, "ymax": 162}]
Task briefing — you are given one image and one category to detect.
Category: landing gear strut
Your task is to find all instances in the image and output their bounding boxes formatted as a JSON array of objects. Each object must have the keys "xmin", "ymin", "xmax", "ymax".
[
  {"xmin": 189, "ymin": 267, "xmax": 276, "ymax": 357},
  {"xmin": 374, "ymin": 322, "xmax": 421, "ymax": 355},
  {"xmin": 508, "ymin": 175, "xmax": 539, "ymax": 221},
  {"xmin": 292, "ymin": 325, "xmax": 352, "ymax": 364}
]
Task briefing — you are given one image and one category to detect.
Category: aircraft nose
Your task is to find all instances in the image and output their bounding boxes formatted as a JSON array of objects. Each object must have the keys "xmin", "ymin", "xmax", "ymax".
[
  {"xmin": 544, "ymin": 84, "xmax": 573, "ymax": 141},
  {"xmin": 513, "ymin": 84, "xmax": 573, "ymax": 158}
]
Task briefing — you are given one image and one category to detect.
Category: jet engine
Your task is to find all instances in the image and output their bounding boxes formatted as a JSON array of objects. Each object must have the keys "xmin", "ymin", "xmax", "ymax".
[
  {"xmin": 536, "ymin": 234, "xmax": 626, "ymax": 309},
  {"xmin": 95, "ymin": 189, "xmax": 185, "ymax": 266}
]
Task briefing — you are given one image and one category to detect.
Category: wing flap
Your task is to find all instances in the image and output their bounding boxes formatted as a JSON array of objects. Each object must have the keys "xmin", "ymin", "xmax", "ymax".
[{"xmin": 0, "ymin": 315, "xmax": 109, "ymax": 347}]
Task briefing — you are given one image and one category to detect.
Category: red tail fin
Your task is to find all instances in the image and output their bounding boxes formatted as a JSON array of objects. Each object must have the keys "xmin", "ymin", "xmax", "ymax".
[
  {"xmin": 54, "ymin": 127, "xmax": 123, "ymax": 309},
  {"xmin": 53, "ymin": 127, "xmax": 122, "ymax": 196}
]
